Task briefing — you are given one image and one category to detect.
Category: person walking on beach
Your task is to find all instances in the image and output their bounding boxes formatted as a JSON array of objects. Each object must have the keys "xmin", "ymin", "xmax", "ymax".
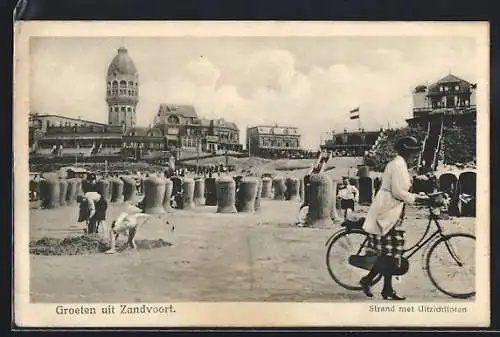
[
  {"xmin": 338, "ymin": 176, "xmax": 359, "ymax": 220},
  {"xmin": 359, "ymin": 136, "xmax": 428, "ymax": 301}
]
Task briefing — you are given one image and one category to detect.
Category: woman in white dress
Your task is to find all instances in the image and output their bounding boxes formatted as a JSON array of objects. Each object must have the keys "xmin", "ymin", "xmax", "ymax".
[{"xmin": 359, "ymin": 136, "xmax": 429, "ymax": 300}]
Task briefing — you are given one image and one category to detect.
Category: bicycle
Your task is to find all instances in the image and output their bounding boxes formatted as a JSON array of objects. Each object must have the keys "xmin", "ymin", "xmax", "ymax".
[{"xmin": 325, "ymin": 191, "xmax": 475, "ymax": 299}]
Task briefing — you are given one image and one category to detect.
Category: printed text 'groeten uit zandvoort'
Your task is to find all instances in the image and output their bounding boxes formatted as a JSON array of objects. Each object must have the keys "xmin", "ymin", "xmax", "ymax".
[{"xmin": 55, "ymin": 304, "xmax": 176, "ymax": 315}]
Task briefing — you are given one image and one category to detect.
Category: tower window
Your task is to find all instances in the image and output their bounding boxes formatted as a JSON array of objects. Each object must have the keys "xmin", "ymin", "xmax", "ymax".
[
  {"xmin": 114, "ymin": 107, "xmax": 119, "ymax": 112},
  {"xmin": 121, "ymin": 107, "xmax": 126, "ymax": 112},
  {"xmin": 128, "ymin": 90, "xmax": 132, "ymax": 95},
  {"xmin": 127, "ymin": 107, "xmax": 131, "ymax": 112}
]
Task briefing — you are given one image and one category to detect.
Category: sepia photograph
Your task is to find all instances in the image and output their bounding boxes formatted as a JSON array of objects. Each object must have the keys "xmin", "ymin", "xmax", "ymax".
[{"xmin": 14, "ymin": 21, "xmax": 490, "ymax": 327}]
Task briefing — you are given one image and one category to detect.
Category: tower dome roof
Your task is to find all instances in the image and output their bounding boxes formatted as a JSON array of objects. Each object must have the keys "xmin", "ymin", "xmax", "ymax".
[{"xmin": 107, "ymin": 47, "xmax": 138, "ymax": 77}]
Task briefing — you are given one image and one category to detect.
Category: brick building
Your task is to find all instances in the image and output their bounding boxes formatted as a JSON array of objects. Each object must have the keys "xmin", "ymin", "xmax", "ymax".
[{"xmin": 152, "ymin": 104, "xmax": 241, "ymax": 153}]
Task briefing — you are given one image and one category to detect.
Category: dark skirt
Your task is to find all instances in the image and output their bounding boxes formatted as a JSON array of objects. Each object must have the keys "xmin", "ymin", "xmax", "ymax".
[
  {"xmin": 91, "ymin": 197, "xmax": 108, "ymax": 221},
  {"xmin": 367, "ymin": 228, "xmax": 405, "ymax": 260},
  {"xmin": 340, "ymin": 199, "xmax": 355, "ymax": 211},
  {"xmin": 79, "ymin": 197, "xmax": 108, "ymax": 222}
]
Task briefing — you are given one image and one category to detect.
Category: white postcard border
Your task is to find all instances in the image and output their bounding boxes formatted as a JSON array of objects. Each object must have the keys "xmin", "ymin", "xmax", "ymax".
[{"xmin": 13, "ymin": 21, "xmax": 491, "ymax": 327}]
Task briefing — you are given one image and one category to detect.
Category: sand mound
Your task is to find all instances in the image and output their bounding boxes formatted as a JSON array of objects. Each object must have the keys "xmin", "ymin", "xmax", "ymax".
[{"xmin": 30, "ymin": 234, "xmax": 173, "ymax": 256}]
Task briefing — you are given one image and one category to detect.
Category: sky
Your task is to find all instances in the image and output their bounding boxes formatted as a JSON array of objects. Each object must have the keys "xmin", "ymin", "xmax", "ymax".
[{"xmin": 30, "ymin": 36, "xmax": 477, "ymax": 150}]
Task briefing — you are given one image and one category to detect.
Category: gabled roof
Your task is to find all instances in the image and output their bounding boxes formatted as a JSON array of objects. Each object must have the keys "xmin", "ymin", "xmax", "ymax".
[
  {"xmin": 159, "ymin": 104, "xmax": 198, "ymax": 118},
  {"xmin": 436, "ymin": 74, "xmax": 472, "ymax": 86},
  {"xmin": 427, "ymin": 73, "xmax": 474, "ymax": 94}
]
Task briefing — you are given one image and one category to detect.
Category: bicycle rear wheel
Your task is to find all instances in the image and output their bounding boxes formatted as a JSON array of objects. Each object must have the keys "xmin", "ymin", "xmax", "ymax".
[
  {"xmin": 425, "ymin": 233, "xmax": 475, "ymax": 299},
  {"xmin": 326, "ymin": 228, "xmax": 382, "ymax": 290}
]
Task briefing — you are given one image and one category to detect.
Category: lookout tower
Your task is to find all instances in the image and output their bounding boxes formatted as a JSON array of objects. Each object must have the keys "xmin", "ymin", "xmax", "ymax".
[{"xmin": 106, "ymin": 47, "xmax": 139, "ymax": 130}]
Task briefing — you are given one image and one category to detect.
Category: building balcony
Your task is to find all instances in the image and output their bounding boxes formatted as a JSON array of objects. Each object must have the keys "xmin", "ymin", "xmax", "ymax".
[{"xmin": 412, "ymin": 105, "xmax": 476, "ymax": 118}]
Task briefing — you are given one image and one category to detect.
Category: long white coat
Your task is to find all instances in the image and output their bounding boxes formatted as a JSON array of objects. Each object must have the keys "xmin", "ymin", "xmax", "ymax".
[{"xmin": 362, "ymin": 155, "xmax": 418, "ymax": 236}]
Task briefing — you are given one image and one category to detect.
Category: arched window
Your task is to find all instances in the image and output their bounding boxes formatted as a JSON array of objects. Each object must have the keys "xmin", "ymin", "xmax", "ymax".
[
  {"xmin": 128, "ymin": 81, "xmax": 134, "ymax": 87},
  {"xmin": 112, "ymin": 81, "xmax": 118, "ymax": 95},
  {"xmin": 167, "ymin": 115, "xmax": 180, "ymax": 124},
  {"xmin": 119, "ymin": 80, "xmax": 127, "ymax": 95}
]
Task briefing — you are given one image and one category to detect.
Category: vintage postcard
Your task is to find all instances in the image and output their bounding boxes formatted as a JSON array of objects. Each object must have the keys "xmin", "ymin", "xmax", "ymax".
[{"xmin": 14, "ymin": 21, "xmax": 490, "ymax": 327}]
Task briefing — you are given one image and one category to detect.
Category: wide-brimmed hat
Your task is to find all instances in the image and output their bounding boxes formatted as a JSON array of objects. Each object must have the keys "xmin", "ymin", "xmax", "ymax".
[{"xmin": 394, "ymin": 136, "xmax": 421, "ymax": 153}]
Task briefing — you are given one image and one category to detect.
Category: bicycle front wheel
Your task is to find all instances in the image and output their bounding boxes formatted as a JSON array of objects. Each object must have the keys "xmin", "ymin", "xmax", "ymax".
[
  {"xmin": 425, "ymin": 233, "xmax": 476, "ymax": 299},
  {"xmin": 326, "ymin": 228, "xmax": 382, "ymax": 290}
]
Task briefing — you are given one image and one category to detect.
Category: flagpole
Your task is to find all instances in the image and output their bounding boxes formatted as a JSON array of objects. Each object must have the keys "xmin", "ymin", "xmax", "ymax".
[{"xmin": 359, "ymin": 106, "xmax": 362, "ymax": 130}]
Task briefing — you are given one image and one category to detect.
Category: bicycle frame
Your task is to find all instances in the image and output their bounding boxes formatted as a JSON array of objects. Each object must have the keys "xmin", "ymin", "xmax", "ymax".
[
  {"xmin": 402, "ymin": 210, "xmax": 443, "ymax": 260},
  {"xmin": 325, "ymin": 206, "xmax": 448, "ymax": 260}
]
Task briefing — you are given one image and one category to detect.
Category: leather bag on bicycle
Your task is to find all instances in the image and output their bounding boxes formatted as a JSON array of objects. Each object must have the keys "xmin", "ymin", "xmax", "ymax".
[
  {"xmin": 348, "ymin": 254, "xmax": 409, "ymax": 276},
  {"xmin": 348, "ymin": 205, "xmax": 409, "ymax": 276}
]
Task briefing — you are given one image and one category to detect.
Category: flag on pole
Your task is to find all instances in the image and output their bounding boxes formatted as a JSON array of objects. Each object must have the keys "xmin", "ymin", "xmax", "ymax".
[{"xmin": 349, "ymin": 107, "xmax": 360, "ymax": 120}]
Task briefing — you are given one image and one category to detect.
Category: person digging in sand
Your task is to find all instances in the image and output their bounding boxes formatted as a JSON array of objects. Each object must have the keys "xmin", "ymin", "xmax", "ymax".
[
  {"xmin": 105, "ymin": 204, "xmax": 174, "ymax": 254},
  {"xmin": 105, "ymin": 204, "xmax": 151, "ymax": 254}
]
